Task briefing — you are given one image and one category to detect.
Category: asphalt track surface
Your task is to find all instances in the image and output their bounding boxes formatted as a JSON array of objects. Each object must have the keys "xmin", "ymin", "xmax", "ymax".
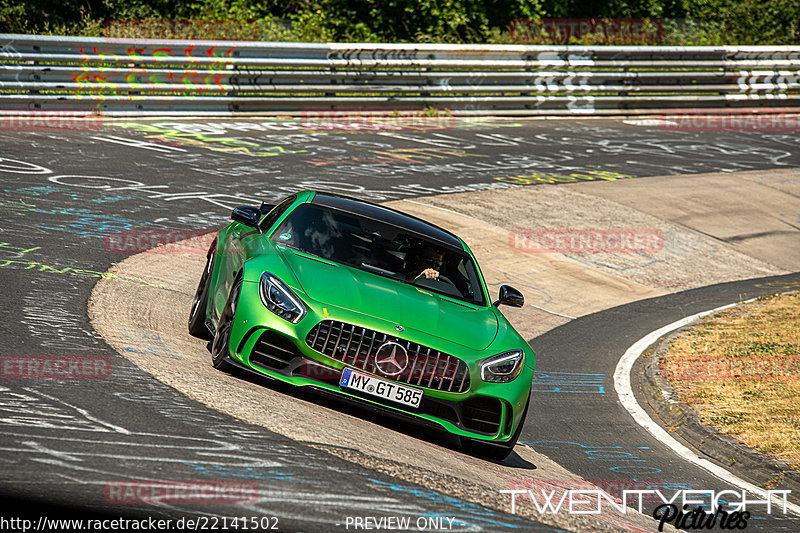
[
  {"xmin": 1, "ymin": 117, "xmax": 800, "ymax": 531},
  {"xmin": 526, "ymin": 273, "xmax": 800, "ymax": 532}
]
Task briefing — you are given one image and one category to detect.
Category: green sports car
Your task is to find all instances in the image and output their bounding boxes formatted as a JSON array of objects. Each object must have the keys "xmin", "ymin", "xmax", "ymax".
[{"xmin": 189, "ymin": 190, "xmax": 534, "ymax": 460}]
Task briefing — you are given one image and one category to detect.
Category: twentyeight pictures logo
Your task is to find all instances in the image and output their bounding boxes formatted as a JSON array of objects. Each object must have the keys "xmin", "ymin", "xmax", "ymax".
[{"xmin": 501, "ymin": 488, "xmax": 792, "ymax": 531}]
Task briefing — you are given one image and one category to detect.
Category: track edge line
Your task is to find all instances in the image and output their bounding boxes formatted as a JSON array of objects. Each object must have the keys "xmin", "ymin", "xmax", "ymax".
[{"xmin": 612, "ymin": 295, "xmax": 800, "ymax": 517}]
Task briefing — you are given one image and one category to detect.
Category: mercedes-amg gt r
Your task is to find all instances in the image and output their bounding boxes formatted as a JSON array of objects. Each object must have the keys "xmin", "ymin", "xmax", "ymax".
[{"xmin": 188, "ymin": 190, "xmax": 534, "ymax": 460}]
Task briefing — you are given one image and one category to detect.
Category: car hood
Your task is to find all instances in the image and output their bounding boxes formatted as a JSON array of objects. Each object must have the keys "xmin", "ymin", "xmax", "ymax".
[{"xmin": 278, "ymin": 246, "xmax": 498, "ymax": 351}]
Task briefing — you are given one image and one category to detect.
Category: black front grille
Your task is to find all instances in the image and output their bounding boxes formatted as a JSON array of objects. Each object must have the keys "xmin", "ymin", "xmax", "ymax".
[
  {"xmin": 305, "ymin": 320, "xmax": 471, "ymax": 393},
  {"xmin": 249, "ymin": 330, "xmax": 302, "ymax": 371}
]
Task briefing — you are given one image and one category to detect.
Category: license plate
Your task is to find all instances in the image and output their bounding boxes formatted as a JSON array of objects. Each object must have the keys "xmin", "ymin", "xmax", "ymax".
[{"xmin": 339, "ymin": 368, "xmax": 422, "ymax": 409}]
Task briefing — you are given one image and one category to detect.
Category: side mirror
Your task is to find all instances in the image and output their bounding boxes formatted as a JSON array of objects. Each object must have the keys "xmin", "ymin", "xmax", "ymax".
[
  {"xmin": 259, "ymin": 202, "xmax": 276, "ymax": 214},
  {"xmin": 493, "ymin": 285, "xmax": 524, "ymax": 308},
  {"xmin": 231, "ymin": 206, "xmax": 261, "ymax": 228}
]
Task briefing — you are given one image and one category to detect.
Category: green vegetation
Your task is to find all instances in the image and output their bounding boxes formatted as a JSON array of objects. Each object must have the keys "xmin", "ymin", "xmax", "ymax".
[{"xmin": 0, "ymin": 0, "xmax": 797, "ymax": 44}]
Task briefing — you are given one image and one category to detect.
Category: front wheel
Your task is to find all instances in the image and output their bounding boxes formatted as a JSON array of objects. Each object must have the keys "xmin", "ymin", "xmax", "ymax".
[
  {"xmin": 211, "ymin": 278, "xmax": 241, "ymax": 372},
  {"xmin": 461, "ymin": 393, "xmax": 530, "ymax": 462}
]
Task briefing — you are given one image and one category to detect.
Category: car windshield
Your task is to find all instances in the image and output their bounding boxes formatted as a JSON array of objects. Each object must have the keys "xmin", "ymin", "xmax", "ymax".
[{"xmin": 271, "ymin": 203, "xmax": 486, "ymax": 306}]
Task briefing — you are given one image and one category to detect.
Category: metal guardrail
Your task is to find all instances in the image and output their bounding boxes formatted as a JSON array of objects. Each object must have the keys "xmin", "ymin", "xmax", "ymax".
[{"xmin": 1, "ymin": 34, "xmax": 799, "ymax": 116}]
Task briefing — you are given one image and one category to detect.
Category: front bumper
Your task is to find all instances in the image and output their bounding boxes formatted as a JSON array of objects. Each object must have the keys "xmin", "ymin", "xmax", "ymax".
[{"xmin": 226, "ymin": 280, "xmax": 533, "ymax": 443}]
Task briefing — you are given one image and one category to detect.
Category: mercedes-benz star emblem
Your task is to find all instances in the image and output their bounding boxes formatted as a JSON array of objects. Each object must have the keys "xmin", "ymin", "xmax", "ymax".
[{"xmin": 374, "ymin": 342, "xmax": 408, "ymax": 376}]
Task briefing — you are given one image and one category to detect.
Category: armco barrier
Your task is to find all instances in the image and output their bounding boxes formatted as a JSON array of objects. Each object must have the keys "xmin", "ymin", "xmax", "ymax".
[{"xmin": 1, "ymin": 34, "xmax": 799, "ymax": 116}]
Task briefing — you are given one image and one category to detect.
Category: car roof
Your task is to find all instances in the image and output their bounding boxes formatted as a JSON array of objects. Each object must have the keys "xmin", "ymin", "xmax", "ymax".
[{"xmin": 309, "ymin": 192, "xmax": 463, "ymax": 249}]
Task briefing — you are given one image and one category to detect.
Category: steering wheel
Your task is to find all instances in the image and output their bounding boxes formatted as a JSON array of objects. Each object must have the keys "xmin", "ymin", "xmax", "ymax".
[
  {"xmin": 415, "ymin": 273, "xmax": 459, "ymax": 294},
  {"xmin": 433, "ymin": 274, "xmax": 457, "ymax": 289}
]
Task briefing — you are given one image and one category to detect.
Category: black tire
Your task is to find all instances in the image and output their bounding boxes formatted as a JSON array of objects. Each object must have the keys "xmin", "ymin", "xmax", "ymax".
[
  {"xmin": 461, "ymin": 393, "xmax": 530, "ymax": 462},
  {"xmin": 211, "ymin": 277, "xmax": 241, "ymax": 372},
  {"xmin": 188, "ymin": 240, "xmax": 216, "ymax": 339}
]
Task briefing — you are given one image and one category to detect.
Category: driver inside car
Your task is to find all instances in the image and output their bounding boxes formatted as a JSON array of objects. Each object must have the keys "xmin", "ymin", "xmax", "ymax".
[{"xmin": 404, "ymin": 245, "xmax": 444, "ymax": 281}]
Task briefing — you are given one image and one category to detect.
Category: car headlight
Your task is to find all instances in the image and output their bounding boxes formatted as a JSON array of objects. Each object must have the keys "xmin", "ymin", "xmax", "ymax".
[
  {"xmin": 480, "ymin": 350, "xmax": 524, "ymax": 383},
  {"xmin": 259, "ymin": 272, "xmax": 306, "ymax": 324}
]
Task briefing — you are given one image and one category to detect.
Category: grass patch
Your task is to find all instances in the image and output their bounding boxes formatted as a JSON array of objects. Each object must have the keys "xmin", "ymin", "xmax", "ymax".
[{"xmin": 661, "ymin": 291, "xmax": 800, "ymax": 469}]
